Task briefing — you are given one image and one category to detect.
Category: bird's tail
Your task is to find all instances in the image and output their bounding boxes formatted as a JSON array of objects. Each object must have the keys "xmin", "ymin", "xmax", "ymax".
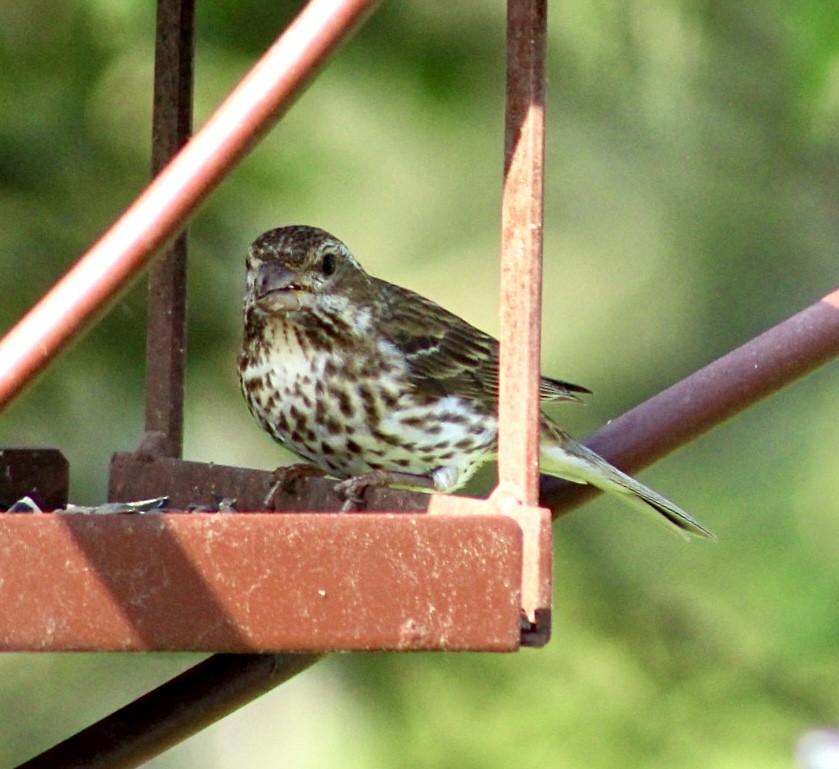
[{"xmin": 540, "ymin": 421, "xmax": 714, "ymax": 540}]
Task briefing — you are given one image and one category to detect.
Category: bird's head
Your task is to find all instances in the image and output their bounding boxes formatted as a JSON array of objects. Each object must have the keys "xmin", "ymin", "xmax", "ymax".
[{"xmin": 244, "ymin": 226, "xmax": 375, "ymax": 319}]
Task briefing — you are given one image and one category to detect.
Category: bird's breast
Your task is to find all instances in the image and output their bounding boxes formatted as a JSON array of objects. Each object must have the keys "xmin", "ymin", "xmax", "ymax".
[{"xmin": 239, "ymin": 316, "xmax": 498, "ymax": 485}]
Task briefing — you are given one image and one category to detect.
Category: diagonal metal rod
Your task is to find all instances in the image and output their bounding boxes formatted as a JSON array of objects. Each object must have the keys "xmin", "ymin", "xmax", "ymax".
[
  {"xmin": 15, "ymin": 654, "xmax": 320, "ymax": 769},
  {"xmin": 0, "ymin": 0, "xmax": 381, "ymax": 412},
  {"xmin": 542, "ymin": 287, "xmax": 839, "ymax": 516},
  {"xmin": 143, "ymin": 0, "xmax": 195, "ymax": 459}
]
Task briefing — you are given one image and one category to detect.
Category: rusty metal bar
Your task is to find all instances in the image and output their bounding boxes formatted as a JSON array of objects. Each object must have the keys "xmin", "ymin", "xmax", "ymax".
[
  {"xmin": 110, "ymin": 452, "xmax": 555, "ymax": 645},
  {"xmin": 493, "ymin": 0, "xmax": 552, "ymax": 637},
  {"xmin": 112, "ymin": 453, "xmax": 552, "ymax": 645},
  {"xmin": 0, "ymin": 0, "xmax": 381, "ymax": 412},
  {"xmin": 497, "ymin": 0, "xmax": 548, "ymax": 507},
  {"xmin": 16, "ymin": 653, "xmax": 320, "ymax": 769},
  {"xmin": 142, "ymin": 0, "xmax": 195, "ymax": 458},
  {"xmin": 542, "ymin": 287, "xmax": 839, "ymax": 515},
  {"xmin": 0, "ymin": 512, "xmax": 523, "ymax": 652},
  {"xmin": 109, "ymin": 452, "xmax": 430, "ymax": 512}
]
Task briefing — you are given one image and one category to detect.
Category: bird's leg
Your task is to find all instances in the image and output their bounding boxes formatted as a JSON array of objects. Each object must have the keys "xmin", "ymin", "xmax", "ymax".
[
  {"xmin": 334, "ymin": 470, "xmax": 436, "ymax": 512},
  {"xmin": 263, "ymin": 463, "xmax": 329, "ymax": 509}
]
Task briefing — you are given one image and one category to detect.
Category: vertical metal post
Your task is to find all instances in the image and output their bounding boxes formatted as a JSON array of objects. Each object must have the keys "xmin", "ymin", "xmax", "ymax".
[
  {"xmin": 497, "ymin": 0, "xmax": 548, "ymax": 506},
  {"xmin": 494, "ymin": 0, "xmax": 551, "ymax": 642},
  {"xmin": 142, "ymin": 0, "xmax": 195, "ymax": 458}
]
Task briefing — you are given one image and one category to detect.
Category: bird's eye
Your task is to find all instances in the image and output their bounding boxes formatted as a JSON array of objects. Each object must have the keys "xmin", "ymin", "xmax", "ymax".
[{"xmin": 321, "ymin": 252, "xmax": 337, "ymax": 276}]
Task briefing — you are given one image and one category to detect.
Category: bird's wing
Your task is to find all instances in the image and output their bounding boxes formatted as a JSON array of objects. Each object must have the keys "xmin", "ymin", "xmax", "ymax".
[{"xmin": 375, "ymin": 279, "xmax": 590, "ymax": 403}]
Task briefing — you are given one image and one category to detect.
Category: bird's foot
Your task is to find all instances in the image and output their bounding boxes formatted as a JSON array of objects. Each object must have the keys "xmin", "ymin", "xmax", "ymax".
[
  {"xmin": 334, "ymin": 470, "xmax": 393, "ymax": 512},
  {"xmin": 263, "ymin": 463, "xmax": 328, "ymax": 509},
  {"xmin": 334, "ymin": 469, "xmax": 436, "ymax": 512}
]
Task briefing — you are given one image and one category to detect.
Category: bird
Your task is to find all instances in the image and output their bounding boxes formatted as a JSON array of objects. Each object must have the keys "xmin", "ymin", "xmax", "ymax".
[{"xmin": 238, "ymin": 225, "xmax": 713, "ymax": 540}]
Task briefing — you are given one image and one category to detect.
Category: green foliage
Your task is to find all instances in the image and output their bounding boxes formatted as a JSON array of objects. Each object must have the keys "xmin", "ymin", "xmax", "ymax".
[{"xmin": 1, "ymin": 0, "xmax": 838, "ymax": 767}]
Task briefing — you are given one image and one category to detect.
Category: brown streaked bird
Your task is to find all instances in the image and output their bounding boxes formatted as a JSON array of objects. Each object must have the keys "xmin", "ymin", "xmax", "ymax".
[{"xmin": 238, "ymin": 225, "xmax": 713, "ymax": 539}]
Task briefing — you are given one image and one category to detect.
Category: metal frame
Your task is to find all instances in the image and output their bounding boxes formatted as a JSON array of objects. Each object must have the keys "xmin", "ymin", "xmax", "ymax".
[
  {"xmin": 1, "ymin": 0, "xmax": 553, "ymax": 763},
  {"xmin": 0, "ymin": 0, "xmax": 838, "ymax": 765}
]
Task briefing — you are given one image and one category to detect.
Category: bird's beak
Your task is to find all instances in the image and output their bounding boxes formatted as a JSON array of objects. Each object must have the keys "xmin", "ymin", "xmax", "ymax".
[{"xmin": 254, "ymin": 262, "xmax": 304, "ymax": 311}]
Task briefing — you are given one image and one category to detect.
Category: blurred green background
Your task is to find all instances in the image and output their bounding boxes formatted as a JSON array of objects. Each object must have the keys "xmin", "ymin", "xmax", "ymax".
[{"xmin": 1, "ymin": 0, "xmax": 838, "ymax": 767}]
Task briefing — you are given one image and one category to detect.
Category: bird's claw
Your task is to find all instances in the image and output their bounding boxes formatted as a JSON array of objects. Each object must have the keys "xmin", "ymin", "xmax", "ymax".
[
  {"xmin": 334, "ymin": 470, "xmax": 393, "ymax": 512},
  {"xmin": 263, "ymin": 463, "xmax": 327, "ymax": 509}
]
